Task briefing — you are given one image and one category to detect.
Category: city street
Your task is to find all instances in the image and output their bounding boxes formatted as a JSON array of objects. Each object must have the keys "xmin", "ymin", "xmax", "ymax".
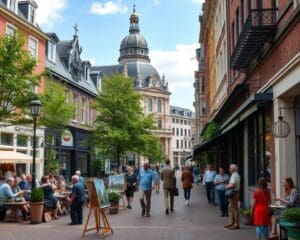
[{"xmin": 0, "ymin": 183, "xmax": 255, "ymax": 240}]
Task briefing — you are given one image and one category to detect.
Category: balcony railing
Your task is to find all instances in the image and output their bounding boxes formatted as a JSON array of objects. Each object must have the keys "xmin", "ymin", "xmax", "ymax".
[{"xmin": 231, "ymin": 8, "xmax": 277, "ymax": 71}]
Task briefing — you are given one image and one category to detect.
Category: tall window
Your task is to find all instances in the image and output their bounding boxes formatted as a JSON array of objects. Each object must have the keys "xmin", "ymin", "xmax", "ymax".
[
  {"xmin": 181, "ymin": 140, "xmax": 183, "ymax": 149},
  {"xmin": 200, "ymin": 76, "xmax": 205, "ymax": 93},
  {"xmin": 148, "ymin": 98, "xmax": 153, "ymax": 112},
  {"xmin": 188, "ymin": 130, "xmax": 191, "ymax": 136},
  {"xmin": 1, "ymin": 133, "xmax": 13, "ymax": 146},
  {"xmin": 184, "ymin": 141, "xmax": 187, "ymax": 149},
  {"xmin": 176, "ymin": 128, "xmax": 179, "ymax": 136},
  {"xmin": 184, "ymin": 129, "xmax": 187, "ymax": 136},
  {"xmin": 157, "ymin": 98, "xmax": 162, "ymax": 113},
  {"xmin": 157, "ymin": 120, "xmax": 162, "ymax": 129},
  {"xmin": 29, "ymin": 37, "xmax": 38, "ymax": 59},
  {"xmin": 176, "ymin": 140, "xmax": 179, "ymax": 148},
  {"xmin": 200, "ymin": 101, "xmax": 207, "ymax": 116},
  {"xmin": 47, "ymin": 41, "xmax": 56, "ymax": 62},
  {"xmin": 73, "ymin": 95, "xmax": 78, "ymax": 121},
  {"xmin": 172, "ymin": 128, "xmax": 175, "ymax": 136},
  {"xmin": 81, "ymin": 98, "xmax": 86, "ymax": 123},
  {"xmin": 180, "ymin": 128, "xmax": 183, "ymax": 136}
]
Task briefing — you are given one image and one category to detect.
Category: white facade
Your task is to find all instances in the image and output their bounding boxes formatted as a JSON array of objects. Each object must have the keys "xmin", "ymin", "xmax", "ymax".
[
  {"xmin": 0, "ymin": 122, "xmax": 45, "ymax": 179},
  {"xmin": 170, "ymin": 107, "xmax": 195, "ymax": 167}
]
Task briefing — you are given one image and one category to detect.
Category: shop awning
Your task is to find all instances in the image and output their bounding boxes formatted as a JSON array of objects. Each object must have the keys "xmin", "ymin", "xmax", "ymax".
[{"xmin": 0, "ymin": 151, "xmax": 33, "ymax": 164}]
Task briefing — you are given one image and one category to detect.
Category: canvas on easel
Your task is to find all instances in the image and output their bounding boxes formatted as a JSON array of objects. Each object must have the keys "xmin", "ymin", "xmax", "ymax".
[{"xmin": 82, "ymin": 179, "xmax": 113, "ymax": 238}]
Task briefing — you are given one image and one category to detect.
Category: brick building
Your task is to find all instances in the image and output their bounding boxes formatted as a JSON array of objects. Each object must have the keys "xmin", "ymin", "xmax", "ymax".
[
  {"xmin": 194, "ymin": 0, "xmax": 300, "ymax": 205},
  {"xmin": 0, "ymin": 0, "xmax": 47, "ymax": 179}
]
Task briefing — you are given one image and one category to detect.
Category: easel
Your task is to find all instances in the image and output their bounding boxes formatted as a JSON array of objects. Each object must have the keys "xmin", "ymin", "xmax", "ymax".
[{"xmin": 82, "ymin": 180, "xmax": 113, "ymax": 239}]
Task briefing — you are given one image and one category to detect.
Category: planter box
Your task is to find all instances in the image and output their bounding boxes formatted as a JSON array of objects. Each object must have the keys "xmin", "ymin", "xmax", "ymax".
[
  {"xmin": 30, "ymin": 202, "xmax": 44, "ymax": 224},
  {"xmin": 109, "ymin": 202, "xmax": 119, "ymax": 214}
]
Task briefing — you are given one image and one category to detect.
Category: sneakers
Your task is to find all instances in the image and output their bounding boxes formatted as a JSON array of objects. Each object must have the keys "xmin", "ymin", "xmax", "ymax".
[{"xmin": 145, "ymin": 212, "xmax": 151, "ymax": 217}]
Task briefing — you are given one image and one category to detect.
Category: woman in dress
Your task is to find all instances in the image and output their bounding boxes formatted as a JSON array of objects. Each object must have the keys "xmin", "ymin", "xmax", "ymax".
[
  {"xmin": 181, "ymin": 166, "xmax": 193, "ymax": 206},
  {"xmin": 125, "ymin": 166, "xmax": 137, "ymax": 209},
  {"xmin": 252, "ymin": 178, "xmax": 271, "ymax": 240},
  {"xmin": 40, "ymin": 176, "xmax": 60, "ymax": 219},
  {"xmin": 269, "ymin": 177, "xmax": 298, "ymax": 239}
]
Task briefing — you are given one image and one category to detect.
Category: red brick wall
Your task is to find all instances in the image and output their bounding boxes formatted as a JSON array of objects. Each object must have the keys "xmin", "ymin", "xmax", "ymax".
[{"xmin": 0, "ymin": 11, "xmax": 46, "ymax": 93}]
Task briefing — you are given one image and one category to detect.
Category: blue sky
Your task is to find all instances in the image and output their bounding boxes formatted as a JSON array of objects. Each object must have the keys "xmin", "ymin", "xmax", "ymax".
[{"xmin": 35, "ymin": 0, "xmax": 204, "ymax": 111}]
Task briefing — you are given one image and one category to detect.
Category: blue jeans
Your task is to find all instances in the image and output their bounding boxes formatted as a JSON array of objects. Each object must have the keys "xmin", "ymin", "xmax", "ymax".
[
  {"xmin": 256, "ymin": 226, "xmax": 268, "ymax": 240},
  {"xmin": 216, "ymin": 190, "xmax": 228, "ymax": 215},
  {"xmin": 205, "ymin": 182, "xmax": 214, "ymax": 204},
  {"xmin": 183, "ymin": 188, "xmax": 191, "ymax": 201}
]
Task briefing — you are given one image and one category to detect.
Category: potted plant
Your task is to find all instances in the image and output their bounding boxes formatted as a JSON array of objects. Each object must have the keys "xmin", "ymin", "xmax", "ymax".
[
  {"xmin": 240, "ymin": 208, "xmax": 253, "ymax": 225},
  {"xmin": 280, "ymin": 208, "xmax": 300, "ymax": 240},
  {"xmin": 29, "ymin": 188, "xmax": 44, "ymax": 224},
  {"xmin": 108, "ymin": 190, "xmax": 121, "ymax": 214}
]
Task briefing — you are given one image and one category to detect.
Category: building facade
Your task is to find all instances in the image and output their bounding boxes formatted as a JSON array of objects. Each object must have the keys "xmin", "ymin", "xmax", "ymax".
[
  {"xmin": 45, "ymin": 29, "xmax": 99, "ymax": 179},
  {"xmin": 194, "ymin": 0, "xmax": 300, "ymax": 206},
  {"xmin": 91, "ymin": 6, "xmax": 172, "ymax": 167},
  {"xmin": 0, "ymin": 0, "xmax": 47, "ymax": 179},
  {"xmin": 170, "ymin": 106, "xmax": 195, "ymax": 167}
]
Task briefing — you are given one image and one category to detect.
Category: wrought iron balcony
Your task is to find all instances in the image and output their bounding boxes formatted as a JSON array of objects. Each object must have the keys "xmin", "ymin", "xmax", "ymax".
[{"xmin": 231, "ymin": 8, "xmax": 277, "ymax": 71}]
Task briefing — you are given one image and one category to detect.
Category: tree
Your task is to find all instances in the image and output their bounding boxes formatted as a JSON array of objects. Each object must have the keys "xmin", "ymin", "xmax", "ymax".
[
  {"xmin": 93, "ymin": 74, "xmax": 164, "ymax": 166},
  {"xmin": 39, "ymin": 78, "xmax": 75, "ymax": 175},
  {"xmin": 0, "ymin": 32, "xmax": 39, "ymax": 122}
]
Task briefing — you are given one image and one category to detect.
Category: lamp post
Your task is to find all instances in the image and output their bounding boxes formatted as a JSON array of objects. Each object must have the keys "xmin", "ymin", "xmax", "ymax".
[{"xmin": 29, "ymin": 99, "xmax": 42, "ymax": 190}]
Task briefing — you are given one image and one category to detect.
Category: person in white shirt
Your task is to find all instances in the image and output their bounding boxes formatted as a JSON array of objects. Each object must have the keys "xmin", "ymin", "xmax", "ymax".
[
  {"xmin": 202, "ymin": 164, "xmax": 216, "ymax": 204},
  {"xmin": 224, "ymin": 164, "xmax": 241, "ymax": 230}
]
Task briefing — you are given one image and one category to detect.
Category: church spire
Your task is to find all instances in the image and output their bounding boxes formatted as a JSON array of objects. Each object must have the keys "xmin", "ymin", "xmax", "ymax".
[{"xmin": 129, "ymin": 4, "xmax": 140, "ymax": 34}]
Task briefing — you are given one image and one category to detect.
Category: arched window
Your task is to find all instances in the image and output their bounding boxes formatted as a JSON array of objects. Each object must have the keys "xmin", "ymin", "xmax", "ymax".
[
  {"xmin": 148, "ymin": 98, "xmax": 153, "ymax": 112},
  {"xmin": 157, "ymin": 98, "xmax": 162, "ymax": 113}
]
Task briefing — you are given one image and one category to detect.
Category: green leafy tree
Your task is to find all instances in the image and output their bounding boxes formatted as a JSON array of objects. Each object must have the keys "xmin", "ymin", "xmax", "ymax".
[
  {"xmin": 0, "ymin": 32, "xmax": 39, "ymax": 121},
  {"xmin": 39, "ymin": 78, "xmax": 75, "ymax": 175},
  {"xmin": 93, "ymin": 74, "xmax": 164, "ymax": 166}
]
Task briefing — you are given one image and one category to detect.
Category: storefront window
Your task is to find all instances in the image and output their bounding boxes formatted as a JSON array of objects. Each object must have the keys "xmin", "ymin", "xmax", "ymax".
[{"xmin": 1, "ymin": 133, "xmax": 13, "ymax": 146}]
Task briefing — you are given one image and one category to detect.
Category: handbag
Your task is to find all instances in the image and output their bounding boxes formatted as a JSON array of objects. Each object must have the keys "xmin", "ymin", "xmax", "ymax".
[
  {"xmin": 173, "ymin": 187, "xmax": 179, "ymax": 196},
  {"xmin": 225, "ymin": 189, "xmax": 235, "ymax": 199}
]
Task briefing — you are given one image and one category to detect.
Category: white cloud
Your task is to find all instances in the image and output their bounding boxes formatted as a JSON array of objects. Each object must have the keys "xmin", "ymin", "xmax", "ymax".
[
  {"xmin": 150, "ymin": 43, "xmax": 199, "ymax": 110},
  {"xmin": 191, "ymin": 0, "xmax": 205, "ymax": 4},
  {"xmin": 35, "ymin": 0, "xmax": 68, "ymax": 30},
  {"xmin": 90, "ymin": 0, "xmax": 128, "ymax": 15}
]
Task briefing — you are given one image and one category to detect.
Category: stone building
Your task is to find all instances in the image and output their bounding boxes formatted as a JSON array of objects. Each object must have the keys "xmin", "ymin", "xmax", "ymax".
[
  {"xmin": 91, "ymin": 6, "xmax": 172, "ymax": 167},
  {"xmin": 170, "ymin": 106, "xmax": 195, "ymax": 167}
]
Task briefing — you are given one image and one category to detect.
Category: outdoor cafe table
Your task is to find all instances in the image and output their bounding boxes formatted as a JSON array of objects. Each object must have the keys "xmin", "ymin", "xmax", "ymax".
[{"xmin": 3, "ymin": 201, "xmax": 28, "ymax": 222}]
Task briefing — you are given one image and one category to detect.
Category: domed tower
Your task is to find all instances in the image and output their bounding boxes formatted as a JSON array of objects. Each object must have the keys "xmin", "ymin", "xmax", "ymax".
[{"xmin": 119, "ymin": 5, "xmax": 150, "ymax": 63}]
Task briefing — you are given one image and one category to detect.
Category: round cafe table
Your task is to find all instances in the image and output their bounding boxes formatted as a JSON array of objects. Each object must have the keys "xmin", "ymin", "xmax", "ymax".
[{"xmin": 3, "ymin": 201, "xmax": 29, "ymax": 222}]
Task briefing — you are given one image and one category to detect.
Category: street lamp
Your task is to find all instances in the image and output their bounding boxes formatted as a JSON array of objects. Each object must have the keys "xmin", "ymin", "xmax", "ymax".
[{"xmin": 29, "ymin": 99, "xmax": 42, "ymax": 190}]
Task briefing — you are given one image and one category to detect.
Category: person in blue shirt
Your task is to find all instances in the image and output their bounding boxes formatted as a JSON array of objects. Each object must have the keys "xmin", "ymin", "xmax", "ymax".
[
  {"xmin": 214, "ymin": 167, "xmax": 230, "ymax": 217},
  {"xmin": 202, "ymin": 164, "xmax": 216, "ymax": 204},
  {"xmin": 67, "ymin": 175, "xmax": 85, "ymax": 225},
  {"xmin": 138, "ymin": 163, "xmax": 154, "ymax": 217}
]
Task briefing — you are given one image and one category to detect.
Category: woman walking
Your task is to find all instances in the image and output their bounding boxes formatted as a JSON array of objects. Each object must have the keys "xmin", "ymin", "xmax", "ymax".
[
  {"xmin": 125, "ymin": 166, "xmax": 138, "ymax": 209},
  {"xmin": 181, "ymin": 166, "xmax": 193, "ymax": 206},
  {"xmin": 153, "ymin": 165, "xmax": 161, "ymax": 194},
  {"xmin": 252, "ymin": 178, "xmax": 271, "ymax": 240}
]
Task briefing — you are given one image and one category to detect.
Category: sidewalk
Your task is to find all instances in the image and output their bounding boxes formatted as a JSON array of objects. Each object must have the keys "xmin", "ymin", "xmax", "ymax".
[{"xmin": 0, "ymin": 185, "xmax": 255, "ymax": 240}]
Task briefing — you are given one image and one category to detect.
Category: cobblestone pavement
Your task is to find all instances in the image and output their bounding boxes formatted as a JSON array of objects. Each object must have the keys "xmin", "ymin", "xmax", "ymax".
[{"xmin": 0, "ymin": 183, "xmax": 255, "ymax": 240}]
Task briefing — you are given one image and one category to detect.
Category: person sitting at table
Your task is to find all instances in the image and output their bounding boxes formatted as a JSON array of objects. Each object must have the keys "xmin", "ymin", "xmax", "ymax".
[
  {"xmin": 18, "ymin": 174, "xmax": 27, "ymax": 190},
  {"xmin": 55, "ymin": 176, "xmax": 69, "ymax": 214},
  {"xmin": 11, "ymin": 176, "xmax": 30, "ymax": 217},
  {"xmin": 40, "ymin": 176, "xmax": 60, "ymax": 219},
  {"xmin": 24, "ymin": 174, "xmax": 40, "ymax": 201},
  {"xmin": 269, "ymin": 177, "xmax": 299, "ymax": 239},
  {"xmin": 0, "ymin": 177, "xmax": 27, "ymax": 220}
]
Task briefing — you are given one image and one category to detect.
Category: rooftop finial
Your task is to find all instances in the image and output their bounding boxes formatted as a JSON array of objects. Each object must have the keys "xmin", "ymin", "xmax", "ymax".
[
  {"xmin": 73, "ymin": 23, "xmax": 79, "ymax": 36},
  {"xmin": 133, "ymin": 3, "xmax": 136, "ymax": 13}
]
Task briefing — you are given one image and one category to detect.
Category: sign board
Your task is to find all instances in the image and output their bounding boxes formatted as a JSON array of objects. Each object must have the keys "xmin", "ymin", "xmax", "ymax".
[
  {"xmin": 108, "ymin": 174, "xmax": 126, "ymax": 192},
  {"xmin": 105, "ymin": 159, "xmax": 111, "ymax": 175},
  {"xmin": 85, "ymin": 179, "xmax": 110, "ymax": 208},
  {"xmin": 61, "ymin": 129, "xmax": 74, "ymax": 147}
]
